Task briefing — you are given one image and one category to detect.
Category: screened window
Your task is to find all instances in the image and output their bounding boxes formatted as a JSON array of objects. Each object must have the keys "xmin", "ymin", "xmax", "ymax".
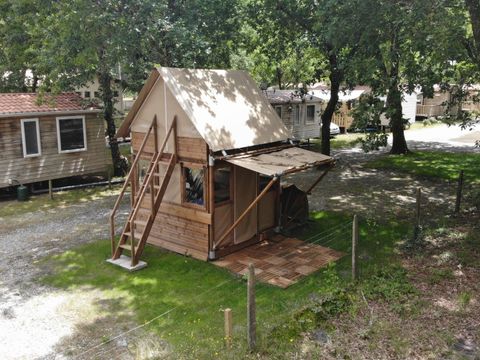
[
  {"xmin": 275, "ymin": 106, "xmax": 282, "ymax": 118},
  {"xmin": 214, "ymin": 166, "xmax": 231, "ymax": 204},
  {"xmin": 306, "ymin": 105, "xmax": 315, "ymax": 123},
  {"xmin": 183, "ymin": 166, "xmax": 204, "ymax": 206},
  {"xmin": 84, "ymin": 91, "xmax": 91, "ymax": 98},
  {"xmin": 56, "ymin": 116, "xmax": 87, "ymax": 153},
  {"xmin": 21, "ymin": 119, "xmax": 41, "ymax": 157}
]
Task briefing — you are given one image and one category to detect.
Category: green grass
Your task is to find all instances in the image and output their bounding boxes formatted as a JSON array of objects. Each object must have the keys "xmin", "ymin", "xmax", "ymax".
[
  {"xmin": 41, "ymin": 211, "xmax": 409, "ymax": 358},
  {"xmin": 309, "ymin": 133, "xmax": 364, "ymax": 151},
  {"xmin": 365, "ymin": 151, "xmax": 480, "ymax": 184},
  {"xmin": 0, "ymin": 186, "xmax": 121, "ymax": 218}
]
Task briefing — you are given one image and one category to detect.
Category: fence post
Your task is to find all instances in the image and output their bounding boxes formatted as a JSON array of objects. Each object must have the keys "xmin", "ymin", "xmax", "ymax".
[
  {"xmin": 413, "ymin": 187, "xmax": 422, "ymax": 241},
  {"xmin": 48, "ymin": 179, "xmax": 53, "ymax": 200},
  {"xmin": 224, "ymin": 308, "xmax": 233, "ymax": 349},
  {"xmin": 455, "ymin": 170, "xmax": 464, "ymax": 214},
  {"xmin": 247, "ymin": 263, "xmax": 256, "ymax": 351},
  {"xmin": 352, "ymin": 214, "xmax": 358, "ymax": 281}
]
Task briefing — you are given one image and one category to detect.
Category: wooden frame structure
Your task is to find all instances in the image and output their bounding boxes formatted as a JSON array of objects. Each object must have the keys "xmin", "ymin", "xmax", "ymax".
[{"xmin": 110, "ymin": 67, "xmax": 335, "ymax": 267}]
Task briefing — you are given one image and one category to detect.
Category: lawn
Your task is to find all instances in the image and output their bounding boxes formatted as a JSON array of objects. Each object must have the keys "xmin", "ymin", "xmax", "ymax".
[
  {"xmin": 41, "ymin": 211, "xmax": 409, "ymax": 358},
  {"xmin": 309, "ymin": 133, "xmax": 364, "ymax": 151},
  {"xmin": 365, "ymin": 151, "xmax": 480, "ymax": 184},
  {"xmin": 0, "ymin": 185, "xmax": 122, "ymax": 218}
]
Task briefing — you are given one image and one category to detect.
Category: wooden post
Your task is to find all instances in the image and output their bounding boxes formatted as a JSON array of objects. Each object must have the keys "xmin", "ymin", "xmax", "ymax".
[
  {"xmin": 224, "ymin": 308, "xmax": 233, "ymax": 349},
  {"xmin": 352, "ymin": 214, "xmax": 358, "ymax": 281},
  {"xmin": 247, "ymin": 263, "xmax": 256, "ymax": 351},
  {"xmin": 455, "ymin": 170, "xmax": 464, "ymax": 214},
  {"xmin": 413, "ymin": 187, "xmax": 421, "ymax": 242},
  {"xmin": 107, "ymin": 167, "xmax": 112, "ymax": 189},
  {"xmin": 415, "ymin": 187, "xmax": 421, "ymax": 228},
  {"xmin": 48, "ymin": 179, "xmax": 53, "ymax": 200}
]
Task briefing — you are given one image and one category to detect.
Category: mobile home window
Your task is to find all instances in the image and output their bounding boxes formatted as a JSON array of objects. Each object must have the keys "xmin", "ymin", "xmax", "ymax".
[
  {"xmin": 56, "ymin": 116, "xmax": 87, "ymax": 153},
  {"xmin": 183, "ymin": 166, "xmax": 205, "ymax": 206},
  {"xmin": 20, "ymin": 118, "xmax": 41, "ymax": 157},
  {"xmin": 214, "ymin": 166, "xmax": 231, "ymax": 204},
  {"xmin": 306, "ymin": 105, "xmax": 315, "ymax": 123},
  {"xmin": 292, "ymin": 105, "xmax": 300, "ymax": 125},
  {"xmin": 274, "ymin": 106, "xmax": 282, "ymax": 118}
]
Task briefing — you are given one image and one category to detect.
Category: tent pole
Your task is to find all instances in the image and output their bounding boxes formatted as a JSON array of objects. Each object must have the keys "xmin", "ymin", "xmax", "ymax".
[{"xmin": 214, "ymin": 176, "xmax": 278, "ymax": 250}]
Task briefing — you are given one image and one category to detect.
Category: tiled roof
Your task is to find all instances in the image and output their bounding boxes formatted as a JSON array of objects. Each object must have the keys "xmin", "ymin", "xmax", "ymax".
[
  {"xmin": 265, "ymin": 89, "xmax": 323, "ymax": 104},
  {"xmin": 0, "ymin": 92, "xmax": 99, "ymax": 116}
]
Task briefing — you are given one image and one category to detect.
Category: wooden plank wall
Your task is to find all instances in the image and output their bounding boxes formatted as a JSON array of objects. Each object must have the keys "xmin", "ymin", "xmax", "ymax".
[
  {"xmin": 0, "ymin": 113, "xmax": 108, "ymax": 188},
  {"xmin": 139, "ymin": 200, "xmax": 211, "ymax": 260},
  {"xmin": 131, "ymin": 131, "xmax": 207, "ymax": 162},
  {"xmin": 132, "ymin": 132, "xmax": 210, "ymax": 259}
]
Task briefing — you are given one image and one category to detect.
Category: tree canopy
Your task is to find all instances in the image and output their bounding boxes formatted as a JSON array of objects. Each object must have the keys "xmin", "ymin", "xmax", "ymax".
[{"xmin": 0, "ymin": 0, "xmax": 478, "ymax": 159}]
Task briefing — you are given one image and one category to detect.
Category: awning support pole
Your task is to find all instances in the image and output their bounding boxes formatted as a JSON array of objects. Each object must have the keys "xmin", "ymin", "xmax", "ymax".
[
  {"xmin": 214, "ymin": 176, "xmax": 278, "ymax": 250},
  {"xmin": 305, "ymin": 163, "xmax": 335, "ymax": 195}
]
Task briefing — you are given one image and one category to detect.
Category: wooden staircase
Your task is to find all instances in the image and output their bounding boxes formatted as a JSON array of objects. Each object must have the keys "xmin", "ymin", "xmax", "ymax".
[{"xmin": 109, "ymin": 115, "xmax": 178, "ymax": 269}]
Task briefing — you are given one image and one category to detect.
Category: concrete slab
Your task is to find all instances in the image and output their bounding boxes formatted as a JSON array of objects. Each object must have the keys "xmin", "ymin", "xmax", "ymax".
[{"xmin": 106, "ymin": 255, "xmax": 147, "ymax": 272}]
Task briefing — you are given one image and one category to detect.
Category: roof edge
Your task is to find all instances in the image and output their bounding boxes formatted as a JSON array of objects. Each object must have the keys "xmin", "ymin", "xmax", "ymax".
[
  {"xmin": 0, "ymin": 109, "xmax": 101, "ymax": 119},
  {"xmin": 116, "ymin": 68, "xmax": 160, "ymax": 138}
]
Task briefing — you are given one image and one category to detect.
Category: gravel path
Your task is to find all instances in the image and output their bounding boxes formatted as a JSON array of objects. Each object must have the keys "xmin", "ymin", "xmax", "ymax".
[{"xmin": 0, "ymin": 191, "xmax": 130, "ymax": 360}]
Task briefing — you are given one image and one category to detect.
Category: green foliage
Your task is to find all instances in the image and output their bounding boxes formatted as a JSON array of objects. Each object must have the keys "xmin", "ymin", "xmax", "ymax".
[
  {"xmin": 428, "ymin": 268, "xmax": 454, "ymax": 285},
  {"xmin": 359, "ymin": 133, "xmax": 388, "ymax": 153},
  {"xmin": 361, "ymin": 266, "xmax": 417, "ymax": 313},
  {"xmin": 365, "ymin": 151, "xmax": 480, "ymax": 184}
]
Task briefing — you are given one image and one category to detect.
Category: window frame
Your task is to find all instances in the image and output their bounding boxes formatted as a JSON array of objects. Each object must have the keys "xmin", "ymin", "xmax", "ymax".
[
  {"xmin": 274, "ymin": 105, "xmax": 282, "ymax": 119},
  {"xmin": 214, "ymin": 163, "xmax": 233, "ymax": 206},
  {"xmin": 292, "ymin": 104, "xmax": 301, "ymax": 125},
  {"xmin": 20, "ymin": 118, "xmax": 42, "ymax": 158},
  {"xmin": 56, "ymin": 115, "xmax": 88, "ymax": 154},
  {"xmin": 181, "ymin": 163, "xmax": 206, "ymax": 209},
  {"xmin": 306, "ymin": 104, "xmax": 316, "ymax": 123}
]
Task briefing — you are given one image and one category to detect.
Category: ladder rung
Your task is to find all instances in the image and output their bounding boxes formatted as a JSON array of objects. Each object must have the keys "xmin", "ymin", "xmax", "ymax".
[
  {"xmin": 134, "ymin": 219, "xmax": 148, "ymax": 227},
  {"xmin": 123, "ymin": 231, "xmax": 142, "ymax": 239},
  {"xmin": 119, "ymin": 243, "xmax": 139, "ymax": 252}
]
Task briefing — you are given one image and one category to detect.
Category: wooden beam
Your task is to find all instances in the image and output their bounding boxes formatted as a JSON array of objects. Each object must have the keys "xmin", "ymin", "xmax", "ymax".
[
  {"xmin": 208, "ymin": 153, "xmax": 215, "ymax": 257},
  {"xmin": 305, "ymin": 163, "xmax": 335, "ymax": 195},
  {"xmin": 214, "ymin": 176, "xmax": 278, "ymax": 249}
]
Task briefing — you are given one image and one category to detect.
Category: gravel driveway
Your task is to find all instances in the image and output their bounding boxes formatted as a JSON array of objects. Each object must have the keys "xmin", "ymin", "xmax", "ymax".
[{"xmin": 0, "ymin": 190, "xmax": 130, "ymax": 359}]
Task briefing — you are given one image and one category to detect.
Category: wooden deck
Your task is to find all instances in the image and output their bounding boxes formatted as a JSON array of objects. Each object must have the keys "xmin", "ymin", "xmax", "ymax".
[{"xmin": 213, "ymin": 235, "xmax": 344, "ymax": 288}]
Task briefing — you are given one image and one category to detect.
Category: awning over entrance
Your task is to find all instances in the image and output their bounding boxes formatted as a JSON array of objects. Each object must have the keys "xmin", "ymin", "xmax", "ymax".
[{"xmin": 225, "ymin": 146, "xmax": 334, "ymax": 177}]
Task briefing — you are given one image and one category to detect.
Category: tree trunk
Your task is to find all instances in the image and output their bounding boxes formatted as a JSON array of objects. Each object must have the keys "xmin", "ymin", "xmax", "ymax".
[
  {"xmin": 320, "ymin": 50, "xmax": 342, "ymax": 156},
  {"xmin": 98, "ymin": 71, "xmax": 126, "ymax": 176},
  {"xmin": 465, "ymin": 0, "xmax": 480, "ymax": 61},
  {"xmin": 388, "ymin": 82, "xmax": 409, "ymax": 154},
  {"xmin": 276, "ymin": 67, "xmax": 283, "ymax": 90}
]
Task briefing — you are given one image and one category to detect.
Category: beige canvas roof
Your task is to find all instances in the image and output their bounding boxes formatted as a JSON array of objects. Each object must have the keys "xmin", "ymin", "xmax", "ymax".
[
  {"xmin": 118, "ymin": 67, "xmax": 292, "ymax": 151},
  {"xmin": 225, "ymin": 147, "xmax": 334, "ymax": 177}
]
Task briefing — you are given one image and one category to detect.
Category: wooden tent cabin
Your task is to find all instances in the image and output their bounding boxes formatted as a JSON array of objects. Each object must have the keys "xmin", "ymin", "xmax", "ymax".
[
  {"xmin": 111, "ymin": 67, "xmax": 334, "ymax": 269},
  {"xmin": 0, "ymin": 92, "xmax": 108, "ymax": 189}
]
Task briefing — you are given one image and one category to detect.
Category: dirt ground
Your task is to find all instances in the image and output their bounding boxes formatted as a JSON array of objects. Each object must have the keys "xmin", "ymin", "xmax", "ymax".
[{"xmin": 0, "ymin": 124, "xmax": 478, "ymax": 359}]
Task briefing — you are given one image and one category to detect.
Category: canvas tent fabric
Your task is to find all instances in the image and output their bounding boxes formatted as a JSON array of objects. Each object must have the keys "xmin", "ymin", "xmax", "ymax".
[
  {"xmin": 225, "ymin": 147, "xmax": 334, "ymax": 177},
  {"xmin": 117, "ymin": 67, "xmax": 292, "ymax": 150}
]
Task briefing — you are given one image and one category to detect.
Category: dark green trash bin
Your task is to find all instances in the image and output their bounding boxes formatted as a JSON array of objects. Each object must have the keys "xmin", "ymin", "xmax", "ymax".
[{"xmin": 17, "ymin": 185, "xmax": 29, "ymax": 201}]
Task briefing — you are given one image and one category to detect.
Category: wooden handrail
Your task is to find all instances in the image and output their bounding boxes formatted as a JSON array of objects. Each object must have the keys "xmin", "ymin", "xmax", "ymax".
[
  {"xmin": 214, "ymin": 176, "xmax": 278, "ymax": 250},
  {"xmin": 110, "ymin": 115, "xmax": 157, "ymax": 252},
  {"xmin": 126, "ymin": 117, "xmax": 177, "ymax": 236}
]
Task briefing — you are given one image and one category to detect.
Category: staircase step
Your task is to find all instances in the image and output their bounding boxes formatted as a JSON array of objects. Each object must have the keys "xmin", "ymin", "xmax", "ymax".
[
  {"xmin": 134, "ymin": 219, "xmax": 148, "ymax": 227},
  {"xmin": 123, "ymin": 231, "xmax": 142, "ymax": 239},
  {"xmin": 119, "ymin": 243, "xmax": 140, "ymax": 252}
]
